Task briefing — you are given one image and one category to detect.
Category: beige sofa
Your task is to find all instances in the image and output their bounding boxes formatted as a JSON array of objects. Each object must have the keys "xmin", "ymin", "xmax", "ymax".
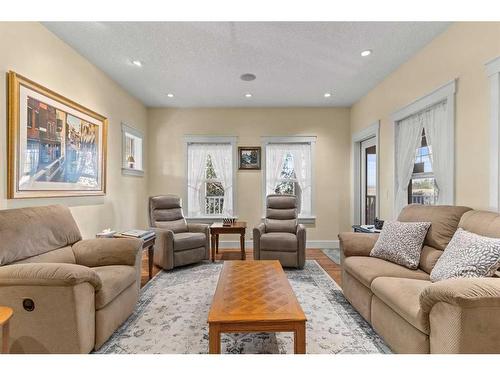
[
  {"xmin": 253, "ymin": 194, "xmax": 306, "ymax": 269},
  {"xmin": 339, "ymin": 204, "xmax": 500, "ymax": 354},
  {"xmin": 0, "ymin": 205, "xmax": 143, "ymax": 353}
]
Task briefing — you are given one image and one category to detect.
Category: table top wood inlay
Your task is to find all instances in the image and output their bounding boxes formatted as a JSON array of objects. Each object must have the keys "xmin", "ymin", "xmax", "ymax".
[{"xmin": 208, "ymin": 260, "xmax": 306, "ymax": 324}]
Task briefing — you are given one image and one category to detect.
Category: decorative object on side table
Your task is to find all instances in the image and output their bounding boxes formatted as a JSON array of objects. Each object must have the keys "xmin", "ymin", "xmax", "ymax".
[
  {"xmin": 0, "ymin": 306, "xmax": 13, "ymax": 354},
  {"xmin": 352, "ymin": 224, "xmax": 381, "ymax": 233},
  {"xmin": 210, "ymin": 221, "xmax": 247, "ymax": 261},
  {"xmin": 121, "ymin": 123, "xmax": 144, "ymax": 176},
  {"xmin": 238, "ymin": 146, "xmax": 261, "ymax": 170},
  {"xmin": 7, "ymin": 71, "xmax": 107, "ymax": 198},
  {"xmin": 222, "ymin": 217, "xmax": 236, "ymax": 226},
  {"xmin": 374, "ymin": 217, "xmax": 384, "ymax": 230}
]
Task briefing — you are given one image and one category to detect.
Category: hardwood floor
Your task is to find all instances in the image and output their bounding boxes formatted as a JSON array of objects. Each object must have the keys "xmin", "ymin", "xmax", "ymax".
[{"xmin": 140, "ymin": 248, "xmax": 342, "ymax": 288}]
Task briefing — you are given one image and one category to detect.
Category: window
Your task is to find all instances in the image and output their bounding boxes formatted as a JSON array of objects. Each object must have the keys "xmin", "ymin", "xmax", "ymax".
[
  {"xmin": 121, "ymin": 123, "xmax": 144, "ymax": 176},
  {"xmin": 393, "ymin": 80, "xmax": 455, "ymax": 215},
  {"xmin": 263, "ymin": 137, "xmax": 315, "ymax": 219},
  {"xmin": 408, "ymin": 129, "xmax": 438, "ymax": 205},
  {"xmin": 186, "ymin": 137, "xmax": 236, "ymax": 218}
]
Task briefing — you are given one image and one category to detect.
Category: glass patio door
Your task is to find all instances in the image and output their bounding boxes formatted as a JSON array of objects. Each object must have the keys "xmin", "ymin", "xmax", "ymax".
[{"xmin": 360, "ymin": 137, "xmax": 377, "ymax": 225}]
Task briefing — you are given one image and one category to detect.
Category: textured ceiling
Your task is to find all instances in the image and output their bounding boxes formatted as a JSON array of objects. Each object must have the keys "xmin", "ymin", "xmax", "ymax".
[{"xmin": 43, "ymin": 22, "xmax": 450, "ymax": 107}]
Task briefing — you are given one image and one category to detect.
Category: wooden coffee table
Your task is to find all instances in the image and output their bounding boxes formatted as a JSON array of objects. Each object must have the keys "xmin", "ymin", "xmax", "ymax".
[
  {"xmin": 207, "ymin": 260, "xmax": 306, "ymax": 354},
  {"xmin": 210, "ymin": 222, "xmax": 246, "ymax": 261},
  {"xmin": 0, "ymin": 306, "xmax": 13, "ymax": 354}
]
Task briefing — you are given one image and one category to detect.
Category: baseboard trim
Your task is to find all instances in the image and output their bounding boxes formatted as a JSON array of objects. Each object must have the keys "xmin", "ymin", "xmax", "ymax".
[{"xmin": 218, "ymin": 240, "xmax": 339, "ymax": 249}]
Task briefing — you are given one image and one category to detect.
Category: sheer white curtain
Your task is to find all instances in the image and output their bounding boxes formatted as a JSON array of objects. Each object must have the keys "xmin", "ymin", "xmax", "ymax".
[
  {"xmin": 288, "ymin": 144, "xmax": 312, "ymax": 215},
  {"xmin": 394, "ymin": 115, "xmax": 424, "ymax": 216},
  {"xmin": 187, "ymin": 144, "xmax": 209, "ymax": 217},
  {"xmin": 209, "ymin": 144, "xmax": 234, "ymax": 216},
  {"xmin": 266, "ymin": 144, "xmax": 288, "ymax": 196},
  {"xmin": 423, "ymin": 101, "xmax": 450, "ymax": 204}
]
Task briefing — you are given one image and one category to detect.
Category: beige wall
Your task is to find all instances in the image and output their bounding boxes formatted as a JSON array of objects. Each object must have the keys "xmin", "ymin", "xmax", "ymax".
[
  {"xmin": 0, "ymin": 22, "xmax": 149, "ymax": 238},
  {"xmin": 148, "ymin": 107, "xmax": 351, "ymax": 242},
  {"xmin": 350, "ymin": 22, "xmax": 500, "ymax": 221}
]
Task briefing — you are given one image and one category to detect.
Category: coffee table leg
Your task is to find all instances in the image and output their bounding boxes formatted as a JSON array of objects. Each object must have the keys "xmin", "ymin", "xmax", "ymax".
[
  {"xmin": 240, "ymin": 232, "xmax": 246, "ymax": 260},
  {"xmin": 294, "ymin": 322, "xmax": 306, "ymax": 354},
  {"xmin": 208, "ymin": 324, "xmax": 221, "ymax": 354},
  {"xmin": 216, "ymin": 234, "xmax": 219, "ymax": 254},
  {"xmin": 148, "ymin": 245, "xmax": 154, "ymax": 280},
  {"xmin": 211, "ymin": 233, "xmax": 216, "ymax": 262},
  {"xmin": 2, "ymin": 321, "xmax": 9, "ymax": 354}
]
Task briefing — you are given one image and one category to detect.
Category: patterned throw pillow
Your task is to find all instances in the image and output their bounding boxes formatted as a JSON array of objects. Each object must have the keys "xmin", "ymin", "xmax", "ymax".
[
  {"xmin": 430, "ymin": 228, "xmax": 500, "ymax": 282},
  {"xmin": 370, "ymin": 220, "xmax": 431, "ymax": 269}
]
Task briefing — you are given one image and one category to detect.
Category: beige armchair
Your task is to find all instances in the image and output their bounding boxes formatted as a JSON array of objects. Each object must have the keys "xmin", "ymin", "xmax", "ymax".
[
  {"xmin": 149, "ymin": 195, "xmax": 210, "ymax": 270},
  {"xmin": 253, "ymin": 194, "xmax": 306, "ymax": 269},
  {"xmin": 0, "ymin": 205, "xmax": 143, "ymax": 353}
]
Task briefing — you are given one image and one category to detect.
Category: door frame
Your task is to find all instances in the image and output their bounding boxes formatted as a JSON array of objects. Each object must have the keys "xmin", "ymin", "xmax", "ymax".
[
  {"xmin": 360, "ymin": 137, "xmax": 377, "ymax": 225},
  {"xmin": 352, "ymin": 121, "xmax": 380, "ymax": 225}
]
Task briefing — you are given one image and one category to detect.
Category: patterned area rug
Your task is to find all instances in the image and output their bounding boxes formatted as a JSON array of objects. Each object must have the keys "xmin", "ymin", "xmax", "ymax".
[
  {"xmin": 97, "ymin": 260, "xmax": 390, "ymax": 354},
  {"xmin": 321, "ymin": 248, "xmax": 341, "ymax": 264}
]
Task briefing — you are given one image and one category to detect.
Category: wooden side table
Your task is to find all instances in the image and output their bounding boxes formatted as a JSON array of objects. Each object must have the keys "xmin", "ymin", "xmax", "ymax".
[
  {"xmin": 210, "ymin": 222, "xmax": 247, "ymax": 262},
  {"xmin": 0, "ymin": 306, "xmax": 13, "ymax": 354}
]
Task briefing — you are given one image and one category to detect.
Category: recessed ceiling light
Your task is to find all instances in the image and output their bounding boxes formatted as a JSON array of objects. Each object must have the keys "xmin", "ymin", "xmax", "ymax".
[
  {"xmin": 361, "ymin": 50, "xmax": 372, "ymax": 57},
  {"xmin": 324, "ymin": 92, "xmax": 332, "ymax": 98},
  {"xmin": 244, "ymin": 93, "xmax": 252, "ymax": 98},
  {"xmin": 167, "ymin": 93, "xmax": 174, "ymax": 98},
  {"xmin": 131, "ymin": 60, "xmax": 143, "ymax": 67},
  {"xmin": 240, "ymin": 73, "xmax": 256, "ymax": 81}
]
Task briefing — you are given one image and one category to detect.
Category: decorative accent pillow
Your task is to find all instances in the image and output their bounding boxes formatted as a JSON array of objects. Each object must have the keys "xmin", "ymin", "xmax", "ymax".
[
  {"xmin": 370, "ymin": 220, "xmax": 431, "ymax": 269},
  {"xmin": 430, "ymin": 228, "xmax": 500, "ymax": 282}
]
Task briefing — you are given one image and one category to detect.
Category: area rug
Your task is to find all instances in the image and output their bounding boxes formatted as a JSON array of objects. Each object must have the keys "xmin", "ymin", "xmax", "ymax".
[
  {"xmin": 97, "ymin": 260, "xmax": 391, "ymax": 354},
  {"xmin": 321, "ymin": 248, "xmax": 341, "ymax": 264}
]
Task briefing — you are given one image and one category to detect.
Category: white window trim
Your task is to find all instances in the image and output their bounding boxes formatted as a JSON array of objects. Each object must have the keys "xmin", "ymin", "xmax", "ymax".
[
  {"xmin": 184, "ymin": 135, "xmax": 238, "ymax": 222},
  {"xmin": 391, "ymin": 79, "xmax": 456, "ymax": 217},
  {"xmin": 261, "ymin": 136, "xmax": 317, "ymax": 224},
  {"xmin": 352, "ymin": 121, "xmax": 380, "ymax": 225},
  {"xmin": 486, "ymin": 56, "xmax": 500, "ymax": 211}
]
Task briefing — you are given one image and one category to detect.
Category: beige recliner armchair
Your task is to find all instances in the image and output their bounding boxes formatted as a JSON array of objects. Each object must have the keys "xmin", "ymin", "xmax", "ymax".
[
  {"xmin": 149, "ymin": 195, "xmax": 210, "ymax": 270},
  {"xmin": 0, "ymin": 205, "xmax": 142, "ymax": 353},
  {"xmin": 253, "ymin": 194, "xmax": 306, "ymax": 269}
]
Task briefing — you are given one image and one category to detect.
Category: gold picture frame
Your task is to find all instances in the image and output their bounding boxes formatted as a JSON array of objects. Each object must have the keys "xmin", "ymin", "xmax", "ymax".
[{"xmin": 7, "ymin": 71, "xmax": 108, "ymax": 198}]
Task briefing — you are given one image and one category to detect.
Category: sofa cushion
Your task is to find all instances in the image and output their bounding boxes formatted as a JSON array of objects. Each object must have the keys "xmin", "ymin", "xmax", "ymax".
[
  {"xmin": 418, "ymin": 245, "xmax": 443, "ymax": 274},
  {"xmin": 459, "ymin": 210, "xmax": 500, "ymax": 238},
  {"xmin": 93, "ymin": 265, "xmax": 136, "ymax": 309},
  {"xmin": 173, "ymin": 232, "xmax": 206, "ymax": 252},
  {"xmin": 343, "ymin": 256, "xmax": 430, "ymax": 289},
  {"xmin": 260, "ymin": 233, "xmax": 298, "ymax": 252},
  {"xmin": 149, "ymin": 195, "xmax": 188, "ymax": 233},
  {"xmin": 0, "ymin": 205, "xmax": 82, "ymax": 265},
  {"xmin": 371, "ymin": 277, "xmax": 432, "ymax": 334},
  {"xmin": 265, "ymin": 219, "xmax": 297, "ymax": 234},
  {"xmin": 370, "ymin": 221, "xmax": 431, "ymax": 269},
  {"xmin": 430, "ymin": 228, "xmax": 500, "ymax": 282},
  {"xmin": 398, "ymin": 204, "xmax": 472, "ymax": 250}
]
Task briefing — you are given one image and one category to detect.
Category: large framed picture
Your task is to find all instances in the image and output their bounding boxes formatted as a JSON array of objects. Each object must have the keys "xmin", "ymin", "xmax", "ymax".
[
  {"xmin": 7, "ymin": 71, "xmax": 107, "ymax": 198},
  {"xmin": 238, "ymin": 146, "xmax": 261, "ymax": 170}
]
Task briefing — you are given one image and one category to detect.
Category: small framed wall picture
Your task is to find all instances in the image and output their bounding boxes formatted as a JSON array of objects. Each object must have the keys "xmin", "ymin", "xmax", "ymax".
[
  {"xmin": 238, "ymin": 146, "xmax": 261, "ymax": 170},
  {"xmin": 121, "ymin": 123, "xmax": 144, "ymax": 176}
]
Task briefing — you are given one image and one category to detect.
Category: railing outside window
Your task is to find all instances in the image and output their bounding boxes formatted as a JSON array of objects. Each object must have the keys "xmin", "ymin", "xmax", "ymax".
[{"xmin": 205, "ymin": 196, "xmax": 224, "ymax": 215}]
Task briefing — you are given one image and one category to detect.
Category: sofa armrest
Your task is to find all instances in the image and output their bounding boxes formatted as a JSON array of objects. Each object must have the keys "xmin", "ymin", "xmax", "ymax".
[
  {"xmin": 296, "ymin": 224, "xmax": 306, "ymax": 269},
  {"xmin": 72, "ymin": 238, "xmax": 142, "ymax": 268},
  {"xmin": 253, "ymin": 223, "xmax": 266, "ymax": 260},
  {"xmin": 151, "ymin": 227, "xmax": 175, "ymax": 270},
  {"xmin": 420, "ymin": 277, "xmax": 500, "ymax": 313},
  {"xmin": 0, "ymin": 263, "xmax": 101, "ymax": 290},
  {"xmin": 338, "ymin": 232, "xmax": 379, "ymax": 258},
  {"xmin": 187, "ymin": 223, "xmax": 209, "ymax": 234}
]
